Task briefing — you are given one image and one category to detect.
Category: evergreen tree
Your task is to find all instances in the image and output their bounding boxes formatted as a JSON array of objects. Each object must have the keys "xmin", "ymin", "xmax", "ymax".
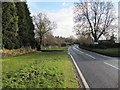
[
  {"xmin": 0, "ymin": 1, "xmax": 2, "ymax": 49},
  {"xmin": 2, "ymin": 2, "xmax": 19, "ymax": 49},
  {"xmin": 15, "ymin": 2, "xmax": 35, "ymax": 48},
  {"xmin": 24, "ymin": 3, "xmax": 36, "ymax": 49},
  {"xmin": 15, "ymin": 2, "xmax": 29, "ymax": 47}
]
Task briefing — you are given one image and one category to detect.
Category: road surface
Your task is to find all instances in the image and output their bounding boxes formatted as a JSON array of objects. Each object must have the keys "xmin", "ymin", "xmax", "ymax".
[{"xmin": 68, "ymin": 45, "xmax": 119, "ymax": 89}]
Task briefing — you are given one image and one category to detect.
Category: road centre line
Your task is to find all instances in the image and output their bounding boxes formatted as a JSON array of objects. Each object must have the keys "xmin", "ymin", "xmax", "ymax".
[
  {"xmin": 73, "ymin": 46, "xmax": 96, "ymax": 59},
  {"xmin": 76, "ymin": 48, "xmax": 84, "ymax": 54},
  {"xmin": 79, "ymin": 50, "xmax": 84, "ymax": 54},
  {"xmin": 72, "ymin": 46, "xmax": 84, "ymax": 54},
  {"xmin": 85, "ymin": 53, "xmax": 96, "ymax": 59},
  {"xmin": 104, "ymin": 62, "xmax": 120, "ymax": 70}
]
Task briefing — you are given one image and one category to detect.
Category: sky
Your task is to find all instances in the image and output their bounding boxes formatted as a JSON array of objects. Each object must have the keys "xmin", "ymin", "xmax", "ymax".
[
  {"xmin": 27, "ymin": 2, "xmax": 75, "ymax": 38},
  {"xmin": 26, "ymin": 0, "xmax": 119, "ymax": 38}
]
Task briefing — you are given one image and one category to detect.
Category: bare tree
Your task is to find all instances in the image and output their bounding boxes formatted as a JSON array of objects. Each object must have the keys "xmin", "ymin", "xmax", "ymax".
[
  {"xmin": 33, "ymin": 12, "xmax": 57, "ymax": 51},
  {"xmin": 43, "ymin": 31, "xmax": 55, "ymax": 47},
  {"xmin": 74, "ymin": 1, "xmax": 116, "ymax": 43}
]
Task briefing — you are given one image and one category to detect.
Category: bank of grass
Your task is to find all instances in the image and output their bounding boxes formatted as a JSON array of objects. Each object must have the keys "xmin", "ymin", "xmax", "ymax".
[
  {"xmin": 91, "ymin": 48, "xmax": 119, "ymax": 57},
  {"xmin": 2, "ymin": 47, "xmax": 79, "ymax": 88},
  {"xmin": 45, "ymin": 46, "xmax": 68, "ymax": 50},
  {"xmin": 79, "ymin": 45, "xmax": 119, "ymax": 57}
]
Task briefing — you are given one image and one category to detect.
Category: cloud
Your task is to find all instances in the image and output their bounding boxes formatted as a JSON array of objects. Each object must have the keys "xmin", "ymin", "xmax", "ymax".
[
  {"xmin": 31, "ymin": 5, "xmax": 75, "ymax": 37},
  {"xmin": 44, "ymin": 6, "xmax": 75, "ymax": 37},
  {"xmin": 62, "ymin": 2, "xmax": 66, "ymax": 6}
]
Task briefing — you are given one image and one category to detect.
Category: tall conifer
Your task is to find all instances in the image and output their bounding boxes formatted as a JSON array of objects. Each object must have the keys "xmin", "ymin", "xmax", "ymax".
[{"xmin": 2, "ymin": 2, "xmax": 18, "ymax": 49}]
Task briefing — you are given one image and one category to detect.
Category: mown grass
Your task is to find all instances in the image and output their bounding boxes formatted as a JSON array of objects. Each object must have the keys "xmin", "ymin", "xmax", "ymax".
[
  {"xmin": 91, "ymin": 48, "xmax": 119, "ymax": 57},
  {"xmin": 2, "ymin": 47, "xmax": 79, "ymax": 88},
  {"xmin": 79, "ymin": 45, "xmax": 119, "ymax": 57},
  {"xmin": 45, "ymin": 46, "xmax": 68, "ymax": 50}
]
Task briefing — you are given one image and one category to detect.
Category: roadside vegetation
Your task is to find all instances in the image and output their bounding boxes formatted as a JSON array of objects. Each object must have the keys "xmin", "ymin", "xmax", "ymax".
[
  {"xmin": 79, "ymin": 45, "xmax": 119, "ymax": 57},
  {"xmin": 2, "ymin": 2, "xmax": 78, "ymax": 88},
  {"xmin": 2, "ymin": 47, "xmax": 34, "ymax": 57},
  {"xmin": 2, "ymin": 47, "xmax": 79, "ymax": 88},
  {"xmin": 2, "ymin": 0, "xmax": 119, "ymax": 89},
  {"xmin": 77, "ymin": 35, "xmax": 119, "ymax": 57},
  {"xmin": 73, "ymin": 1, "xmax": 119, "ymax": 57},
  {"xmin": 92, "ymin": 48, "xmax": 119, "ymax": 57}
]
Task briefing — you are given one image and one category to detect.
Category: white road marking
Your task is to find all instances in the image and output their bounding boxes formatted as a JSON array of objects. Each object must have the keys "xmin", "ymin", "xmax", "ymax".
[
  {"xmin": 104, "ymin": 62, "xmax": 120, "ymax": 70},
  {"xmin": 69, "ymin": 52, "xmax": 91, "ymax": 90},
  {"xmin": 74, "ymin": 46, "xmax": 96, "ymax": 59},
  {"xmin": 72, "ymin": 46, "xmax": 84, "ymax": 54},
  {"xmin": 85, "ymin": 53, "xmax": 96, "ymax": 59},
  {"xmin": 78, "ymin": 50, "xmax": 84, "ymax": 54}
]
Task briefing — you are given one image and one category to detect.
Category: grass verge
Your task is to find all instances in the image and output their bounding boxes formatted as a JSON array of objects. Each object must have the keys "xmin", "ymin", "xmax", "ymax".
[
  {"xmin": 79, "ymin": 46, "xmax": 119, "ymax": 57},
  {"xmin": 91, "ymin": 48, "xmax": 119, "ymax": 57},
  {"xmin": 2, "ymin": 47, "xmax": 79, "ymax": 88}
]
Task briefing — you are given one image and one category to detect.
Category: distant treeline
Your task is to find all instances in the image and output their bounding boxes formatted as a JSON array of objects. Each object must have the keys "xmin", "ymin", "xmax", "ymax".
[{"xmin": 2, "ymin": 2, "xmax": 36, "ymax": 50}]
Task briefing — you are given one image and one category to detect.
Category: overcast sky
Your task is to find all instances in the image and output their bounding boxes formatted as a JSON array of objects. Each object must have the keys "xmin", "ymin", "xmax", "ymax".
[{"xmin": 26, "ymin": 0, "xmax": 119, "ymax": 38}]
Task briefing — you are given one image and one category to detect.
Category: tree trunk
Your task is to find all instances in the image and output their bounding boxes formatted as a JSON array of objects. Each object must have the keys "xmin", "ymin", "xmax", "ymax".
[
  {"xmin": 94, "ymin": 39, "xmax": 98, "ymax": 42},
  {"xmin": 37, "ymin": 44, "xmax": 41, "ymax": 51},
  {"xmin": 37, "ymin": 37, "xmax": 42, "ymax": 51},
  {"xmin": 94, "ymin": 36, "xmax": 98, "ymax": 45}
]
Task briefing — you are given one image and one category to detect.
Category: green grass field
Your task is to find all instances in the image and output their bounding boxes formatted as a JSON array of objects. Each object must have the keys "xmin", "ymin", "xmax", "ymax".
[
  {"xmin": 79, "ymin": 45, "xmax": 119, "ymax": 57},
  {"xmin": 2, "ymin": 47, "xmax": 79, "ymax": 88},
  {"xmin": 90, "ymin": 48, "xmax": 119, "ymax": 57}
]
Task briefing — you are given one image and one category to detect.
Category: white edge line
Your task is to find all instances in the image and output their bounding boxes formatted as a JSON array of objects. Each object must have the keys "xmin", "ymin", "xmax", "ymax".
[
  {"xmin": 104, "ymin": 62, "xmax": 120, "ymax": 70},
  {"xmin": 68, "ymin": 51, "xmax": 91, "ymax": 90},
  {"xmin": 76, "ymin": 45, "xmax": 115, "ymax": 60}
]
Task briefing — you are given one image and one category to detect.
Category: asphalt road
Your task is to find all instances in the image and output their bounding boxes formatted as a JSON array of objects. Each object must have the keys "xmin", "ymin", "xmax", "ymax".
[{"xmin": 68, "ymin": 45, "xmax": 119, "ymax": 89}]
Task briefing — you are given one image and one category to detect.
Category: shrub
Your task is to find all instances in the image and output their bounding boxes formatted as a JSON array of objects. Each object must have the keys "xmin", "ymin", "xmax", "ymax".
[
  {"xmin": 61, "ymin": 43, "xmax": 67, "ymax": 47},
  {"xmin": 3, "ymin": 47, "xmax": 34, "ymax": 57}
]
